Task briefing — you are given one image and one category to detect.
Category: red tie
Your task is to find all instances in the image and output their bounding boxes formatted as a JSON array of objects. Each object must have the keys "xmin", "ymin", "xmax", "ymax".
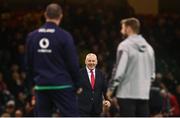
[{"xmin": 90, "ymin": 70, "xmax": 95, "ymax": 90}]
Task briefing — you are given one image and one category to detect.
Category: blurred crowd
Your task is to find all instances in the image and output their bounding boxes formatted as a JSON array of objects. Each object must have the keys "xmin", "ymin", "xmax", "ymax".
[{"xmin": 0, "ymin": 2, "xmax": 180, "ymax": 117}]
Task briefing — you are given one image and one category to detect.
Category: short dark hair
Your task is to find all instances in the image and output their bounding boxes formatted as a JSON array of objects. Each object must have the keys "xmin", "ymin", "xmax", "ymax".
[
  {"xmin": 121, "ymin": 17, "xmax": 140, "ymax": 33},
  {"xmin": 45, "ymin": 3, "xmax": 62, "ymax": 19}
]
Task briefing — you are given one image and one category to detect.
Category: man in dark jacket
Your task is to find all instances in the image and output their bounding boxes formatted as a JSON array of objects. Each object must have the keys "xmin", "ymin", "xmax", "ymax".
[
  {"xmin": 77, "ymin": 53, "xmax": 110, "ymax": 116},
  {"xmin": 26, "ymin": 3, "xmax": 80, "ymax": 117}
]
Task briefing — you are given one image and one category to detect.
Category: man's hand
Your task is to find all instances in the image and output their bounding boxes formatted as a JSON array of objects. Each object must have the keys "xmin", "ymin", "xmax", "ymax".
[
  {"xmin": 106, "ymin": 89, "xmax": 113, "ymax": 101},
  {"xmin": 102, "ymin": 100, "xmax": 111, "ymax": 115},
  {"xmin": 31, "ymin": 96, "xmax": 36, "ymax": 106},
  {"xmin": 103, "ymin": 100, "xmax": 111, "ymax": 108},
  {"xmin": 76, "ymin": 87, "xmax": 83, "ymax": 95}
]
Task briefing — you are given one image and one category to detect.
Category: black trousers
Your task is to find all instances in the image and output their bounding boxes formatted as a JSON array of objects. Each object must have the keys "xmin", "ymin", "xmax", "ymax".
[
  {"xmin": 117, "ymin": 98, "xmax": 149, "ymax": 117},
  {"xmin": 35, "ymin": 88, "xmax": 79, "ymax": 117},
  {"xmin": 79, "ymin": 103, "xmax": 101, "ymax": 117}
]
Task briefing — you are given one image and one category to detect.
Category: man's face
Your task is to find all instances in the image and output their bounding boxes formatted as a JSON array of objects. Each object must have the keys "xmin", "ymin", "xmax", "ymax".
[
  {"xmin": 85, "ymin": 54, "xmax": 97, "ymax": 70},
  {"xmin": 120, "ymin": 24, "xmax": 128, "ymax": 38}
]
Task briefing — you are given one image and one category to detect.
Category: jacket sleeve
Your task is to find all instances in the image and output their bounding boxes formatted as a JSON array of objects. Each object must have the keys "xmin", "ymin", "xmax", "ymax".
[
  {"xmin": 102, "ymin": 71, "xmax": 108, "ymax": 100},
  {"xmin": 109, "ymin": 44, "xmax": 128, "ymax": 91},
  {"xmin": 151, "ymin": 47, "xmax": 156, "ymax": 81},
  {"xmin": 63, "ymin": 32, "xmax": 80, "ymax": 90},
  {"xmin": 25, "ymin": 34, "xmax": 35, "ymax": 91}
]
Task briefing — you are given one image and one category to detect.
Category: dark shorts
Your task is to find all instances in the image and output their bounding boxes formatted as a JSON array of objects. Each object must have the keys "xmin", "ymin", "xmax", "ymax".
[{"xmin": 35, "ymin": 88, "xmax": 79, "ymax": 117}]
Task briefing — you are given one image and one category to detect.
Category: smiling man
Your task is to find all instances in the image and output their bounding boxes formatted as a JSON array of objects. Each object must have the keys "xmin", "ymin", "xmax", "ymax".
[{"xmin": 77, "ymin": 53, "xmax": 110, "ymax": 116}]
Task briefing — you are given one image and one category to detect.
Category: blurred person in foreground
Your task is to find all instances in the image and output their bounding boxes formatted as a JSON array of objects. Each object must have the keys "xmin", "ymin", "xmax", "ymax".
[
  {"xmin": 77, "ymin": 53, "xmax": 110, "ymax": 116},
  {"xmin": 107, "ymin": 17, "xmax": 155, "ymax": 117},
  {"xmin": 26, "ymin": 3, "xmax": 80, "ymax": 117}
]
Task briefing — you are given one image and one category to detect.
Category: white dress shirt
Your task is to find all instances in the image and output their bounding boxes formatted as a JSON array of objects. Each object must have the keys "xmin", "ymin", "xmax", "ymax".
[{"xmin": 86, "ymin": 67, "xmax": 96, "ymax": 83}]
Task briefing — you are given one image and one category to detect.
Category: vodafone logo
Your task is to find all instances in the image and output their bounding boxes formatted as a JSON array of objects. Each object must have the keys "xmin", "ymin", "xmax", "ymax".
[
  {"xmin": 38, "ymin": 38, "xmax": 52, "ymax": 53},
  {"xmin": 39, "ymin": 38, "xmax": 49, "ymax": 49}
]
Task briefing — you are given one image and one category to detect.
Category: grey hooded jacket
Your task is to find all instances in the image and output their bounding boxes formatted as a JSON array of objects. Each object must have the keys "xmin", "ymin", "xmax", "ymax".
[{"xmin": 110, "ymin": 34, "xmax": 155, "ymax": 100}]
